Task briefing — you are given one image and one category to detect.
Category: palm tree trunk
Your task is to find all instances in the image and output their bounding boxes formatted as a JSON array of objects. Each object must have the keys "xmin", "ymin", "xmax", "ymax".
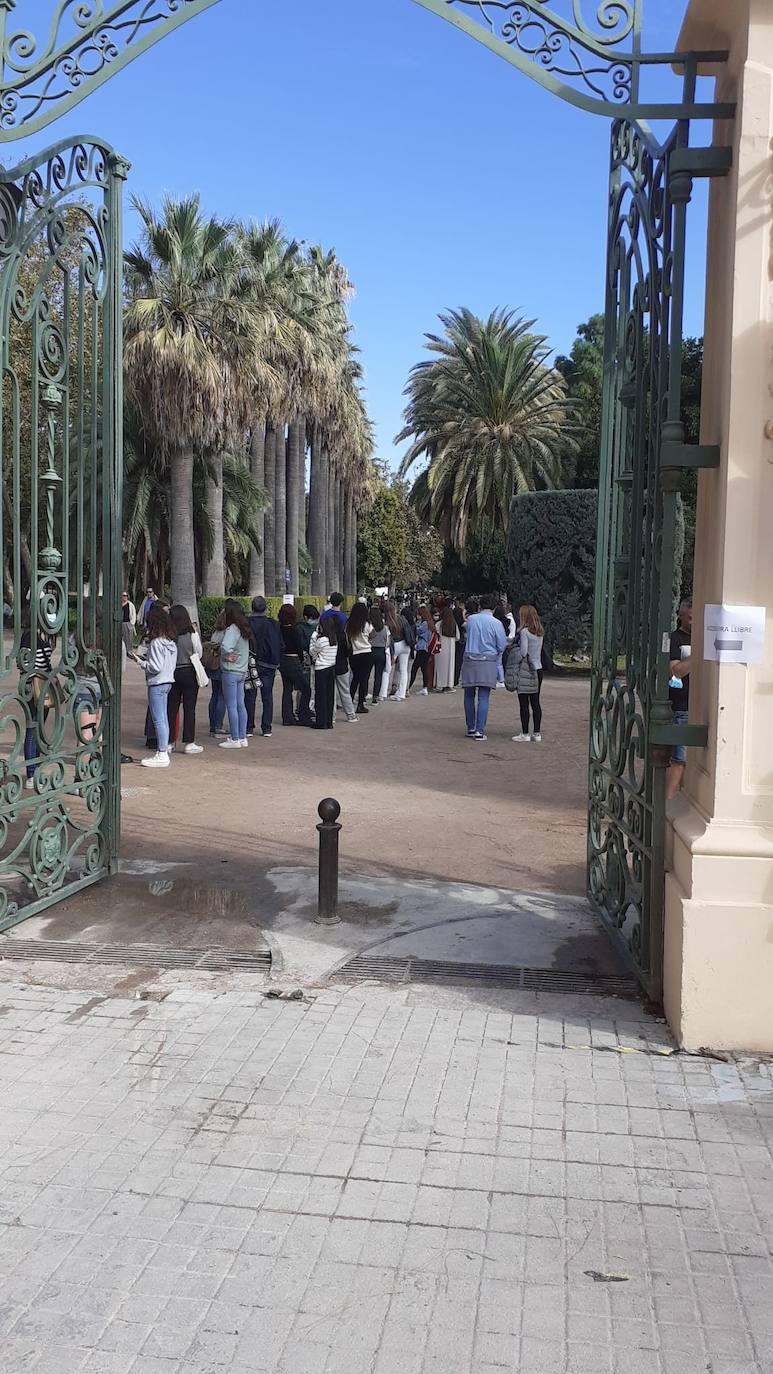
[
  {"xmin": 308, "ymin": 425, "xmax": 326, "ymax": 595},
  {"xmin": 202, "ymin": 451, "xmax": 225, "ymax": 596},
  {"xmin": 352, "ymin": 509, "xmax": 358, "ymax": 593},
  {"xmin": 343, "ymin": 489, "xmax": 355, "ymax": 595},
  {"xmin": 336, "ymin": 478, "xmax": 344, "ymax": 591},
  {"xmin": 326, "ymin": 463, "xmax": 336, "ymax": 594},
  {"xmin": 263, "ymin": 425, "xmax": 276, "ymax": 595},
  {"xmin": 274, "ymin": 419, "xmax": 287, "ymax": 594},
  {"xmin": 286, "ymin": 418, "xmax": 302, "ymax": 595},
  {"xmin": 170, "ymin": 447, "xmax": 198, "ymax": 615},
  {"xmin": 248, "ymin": 421, "xmax": 265, "ymax": 596}
]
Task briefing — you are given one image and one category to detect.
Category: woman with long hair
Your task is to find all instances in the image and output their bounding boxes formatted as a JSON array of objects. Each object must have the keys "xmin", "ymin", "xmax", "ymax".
[
  {"xmin": 309, "ymin": 613, "xmax": 339, "ymax": 729},
  {"xmin": 219, "ymin": 599, "xmax": 253, "ymax": 749},
  {"xmin": 410, "ymin": 605, "xmax": 434, "ymax": 696},
  {"xmin": 384, "ymin": 603, "xmax": 412, "ymax": 702},
  {"xmin": 436, "ymin": 606, "xmax": 459, "ymax": 692},
  {"xmin": 130, "ymin": 605, "xmax": 177, "ymax": 769},
  {"xmin": 278, "ymin": 604, "xmax": 313, "ymax": 726},
  {"xmin": 207, "ymin": 607, "xmax": 227, "ymax": 736},
  {"xmin": 346, "ymin": 601, "xmax": 374, "ymax": 713},
  {"xmin": 369, "ymin": 606, "xmax": 389, "ymax": 705},
  {"xmin": 166, "ymin": 604, "xmax": 204, "ymax": 753},
  {"xmin": 511, "ymin": 604, "xmax": 545, "ymax": 743}
]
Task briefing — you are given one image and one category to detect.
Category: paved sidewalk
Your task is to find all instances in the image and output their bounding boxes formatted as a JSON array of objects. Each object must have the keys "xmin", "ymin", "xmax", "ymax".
[{"xmin": 0, "ymin": 975, "xmax": 771, "ymax": 1374}]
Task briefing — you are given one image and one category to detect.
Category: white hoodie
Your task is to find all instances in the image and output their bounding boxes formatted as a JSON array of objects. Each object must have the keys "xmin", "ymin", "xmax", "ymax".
[{"xmin": 309, "ymin": 627, "xmax": 338, "ymax": 669}]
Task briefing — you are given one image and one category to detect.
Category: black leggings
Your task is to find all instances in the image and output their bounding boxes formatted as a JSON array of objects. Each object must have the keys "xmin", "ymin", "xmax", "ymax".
[
  {"xmin": 410, "ymin": 649, "xmax": 429, "ymax": 688},
  {"xmin": 313, "ymin": 666, "xmax": 336, "ymax": 729},
  {"xmin": 168, "ymin": 665, "xmax": 199, "ymax": 744},
  {"xmin": 350, "ymin": 652, "xmax": 373, "ymax": 709},
  {"xmin": 371, "ymin": 646, "xmax": 387, "ymax": 700},
  {"xmin": 519, "ymin": 692, "xmax": 542, "ymax": 735}
]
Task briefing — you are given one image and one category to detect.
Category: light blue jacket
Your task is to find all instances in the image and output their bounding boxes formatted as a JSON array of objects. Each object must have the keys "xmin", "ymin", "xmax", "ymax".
[{"xmin": 464, "ymin": 611, "xmax": 507, "ymax": 660}]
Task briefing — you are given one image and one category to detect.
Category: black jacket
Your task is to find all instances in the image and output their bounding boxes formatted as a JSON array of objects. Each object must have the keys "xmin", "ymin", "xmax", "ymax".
[{"xmin": 248, "ymin": 613, "xmax": 281, "ymax": 670}]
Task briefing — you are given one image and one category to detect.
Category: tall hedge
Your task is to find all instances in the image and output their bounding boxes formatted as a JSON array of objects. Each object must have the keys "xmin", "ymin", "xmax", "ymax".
[
  {"xmin": 197, "ymin": 595, "xmax": 355, "ymax": 641},
  {"xmin": 507, "ymin": 490, "xmax": 686, "ymax": 656},
  {"xmin": 508, "ymin": 491, "xmax": 598, "ymax": 655}
]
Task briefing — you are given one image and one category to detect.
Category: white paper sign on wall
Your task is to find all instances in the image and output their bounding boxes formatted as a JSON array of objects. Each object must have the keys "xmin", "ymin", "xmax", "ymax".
[{"xmin": 703, "ymin": 604, "xmax": 766, "ymax": 664}]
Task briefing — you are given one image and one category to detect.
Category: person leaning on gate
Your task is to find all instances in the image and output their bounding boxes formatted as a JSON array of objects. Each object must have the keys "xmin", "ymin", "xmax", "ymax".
[
  {"xmin": 666, "ymin": 597, "xmax": 692, "ymax": 802},
  {"xmin": 245, "ymin": 596, "xmax": 281, "ymax": 739}
]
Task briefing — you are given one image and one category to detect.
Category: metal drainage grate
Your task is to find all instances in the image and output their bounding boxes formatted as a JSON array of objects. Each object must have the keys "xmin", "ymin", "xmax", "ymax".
[
  {"xmin": 331, "ymin": 954, "xmax": 638, "ymax": 998},
  {"xmin": 0, "ymin": 938, "xmax": 271, "ymax": 974}
]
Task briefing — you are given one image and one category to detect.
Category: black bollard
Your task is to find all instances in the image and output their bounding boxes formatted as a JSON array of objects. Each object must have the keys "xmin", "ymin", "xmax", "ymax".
[{"xmin": 316, "ymin": 798, "xmax": 342, "ymax": 926}]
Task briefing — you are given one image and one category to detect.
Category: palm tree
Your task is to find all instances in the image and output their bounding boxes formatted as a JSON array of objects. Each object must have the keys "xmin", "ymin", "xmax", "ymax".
[
  {"xmin": 397, "ymin": 308, "xmax": 573, "ymax": 552},
  {"xmin": 124, "ymin": 195, "xmax": 256, "ymax": 613}
]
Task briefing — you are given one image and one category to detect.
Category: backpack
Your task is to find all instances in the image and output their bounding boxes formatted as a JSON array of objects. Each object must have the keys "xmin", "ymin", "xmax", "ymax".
[{"xmin": 402, "ymin": 617, "xmax": 416, "ymax": 649}]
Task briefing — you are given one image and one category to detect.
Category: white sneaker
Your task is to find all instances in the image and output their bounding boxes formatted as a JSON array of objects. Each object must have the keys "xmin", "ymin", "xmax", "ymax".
[
  {"xmin": 240, "ymin": 739, "xmax": 249, "ymax": 748},
  {"xmin": 419, "ymin": 688, "xmax": 428, "ymax": 696},
  {"xmin": 141, "ymin": 751, "xmax": 170, "ymax": 769},
  {"xmin": 512, "ymin": 734, "xmax": 531, "ymax": 743},
  {"xmin": 531, "ymin": 733, "xmax": 542, "ymax": 743},
  {"xmin": 219, "ymin": 738, "xmax": 242, "ymax": 750},
  {"xmin": 24, "ymin": 777, "xmax": 34, "ymax": 790},
  {"xmin": 184, "ymin": 743, "xmax": 203, "ymax": 754},
  {"xmin": 474, "ymin": 732, "xmax": 487, "ymax": 741}
]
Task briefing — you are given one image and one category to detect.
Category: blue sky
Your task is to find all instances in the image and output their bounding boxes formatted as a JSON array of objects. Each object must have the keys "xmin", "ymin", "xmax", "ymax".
[{"xmin": 14, "ymin": 1, "xmax": 709, "ymax": 467}]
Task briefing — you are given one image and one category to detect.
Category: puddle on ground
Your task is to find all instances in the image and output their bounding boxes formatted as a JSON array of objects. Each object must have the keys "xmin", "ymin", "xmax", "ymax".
[{"xmin": 12, "ymin": 873, "xmax": 266, "ymax": 952}]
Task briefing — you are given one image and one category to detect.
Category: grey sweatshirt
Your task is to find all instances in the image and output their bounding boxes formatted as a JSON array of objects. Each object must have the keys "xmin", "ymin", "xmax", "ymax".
[{"xmin": 138, "ymin": 636, "xmax": 176, "ymax": 685}]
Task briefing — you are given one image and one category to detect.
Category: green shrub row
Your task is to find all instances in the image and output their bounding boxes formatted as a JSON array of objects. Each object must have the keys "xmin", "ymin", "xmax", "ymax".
[{"xmin": 197, "ymin": 595, "xmax": 355, "ymax": 641}]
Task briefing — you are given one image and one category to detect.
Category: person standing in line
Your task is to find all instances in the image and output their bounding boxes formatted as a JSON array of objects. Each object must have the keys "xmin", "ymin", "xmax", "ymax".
[
  {"xmin": 167, "ymin": 604, "xmax": 204, "ymax": 754},
  {"xmin": 20, "ymin": 610, "xmax": 55, "ymax": 790},
  {"xmin": 493, "ymin": 604, "xmax": 511, "ymax": 686},
  {"xmin": 369, "ymin": 606, "xmax": 389, "ymax": 705},
  {"xmin": 453, "ymin": 598, "xmax": 466, "ymax": 686},
  {"xmin": 510, "ymin": 605, "xmax": 545, "ymax": 743},
  {"xmin": 298, "ymin": 604, "xmax": 319, "ymax": 715},
  {"xmin": 323, "ymin": 608, "xmax": 358, "ymax": 723},
  {"xmin": 666, "ymin": 598, "xmax": 692, "ymax": 800},
  {"xmin": 139, "ymin": 587, "xmax": 157, "ymax": 631},
  {"xmin": 245, "ymin": 596, "xmax": 281, "ymax": 739},
  {"xmin": 207, "ymin": 608, "xmax": 227, "ymax": 737},
  {"xmin": 219, "ymin": 599, "xmax": 253, "ymax": 750},
  {"xmin": 130, "ymin": 605, "xmax": 177, "ymax": 769},
  {"xmin": 278, "ymin": 604, "xmax": 313, "ymax": 726},
  {"xmin": 436, "ymin": 606, "xmax": 459, "ymax": 692},
  {"xmin": 309, "ymin": 615, "xmax": 339, "ymax": 729},
  {"xmin": 410, "ymin": 605, "xmax": 434, "ymax": 695},
  {"xmin": 501, "ymin": 599, "xmax": 518, "ymax": 672},
  {"xmin": 324, "ymin": 591, "xmax": 348, "ymax": 627},
  {"xmin": 460, "ymin": 594, "xmax": 507, "ymax": 740},
  {"xmin": 346, "ymin": 601, "xmax": 374, "ymax": 714},
  {"xmin": 384, "ymin": 604, "xmax": 411, "ymax": 702},
  {"xmin": 120, "ymin": 591, "xmax": 136, "ymax": 662}
]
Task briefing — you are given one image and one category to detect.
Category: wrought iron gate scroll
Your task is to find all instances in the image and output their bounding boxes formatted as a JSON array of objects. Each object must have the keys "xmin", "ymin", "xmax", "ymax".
[{"xmin": 0, "ymin": 137, "xmax": 126, "ymax": 930}]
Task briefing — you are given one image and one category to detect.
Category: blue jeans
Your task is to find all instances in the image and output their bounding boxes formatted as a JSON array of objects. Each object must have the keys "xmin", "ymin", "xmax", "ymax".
[
  {"xmin": 208, "ymin": 674, "xmax": 225, "ymax": 733},
  {"xmin": 464, "ymin": 686, "xmax": 491, "ymax": 735},
  {"xmin": 148, "ymin": 683, "xmax": 172, "ymax": 752},
  {"xmin": 671, "ymin": 709, "xmax": 689, "ymax": 766},
  {"xmin": 222, "ymin": 671, "xmax": 247, "ymax": 741}
]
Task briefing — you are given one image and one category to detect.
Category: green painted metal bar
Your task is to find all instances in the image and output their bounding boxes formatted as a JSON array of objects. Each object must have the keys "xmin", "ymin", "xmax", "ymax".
[
  {"xmin": 650, "ymin": 723, "xmax": 709, "ymax": 748},
  {"xmin": 660, "ymin": 443, "xmax": 720, "ymax": 470}
]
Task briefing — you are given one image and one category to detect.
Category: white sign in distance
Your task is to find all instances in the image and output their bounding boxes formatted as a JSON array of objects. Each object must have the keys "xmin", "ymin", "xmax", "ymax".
[{"xmin": 704, "ymin": 604, "xmax": 766, "ymax": 665}]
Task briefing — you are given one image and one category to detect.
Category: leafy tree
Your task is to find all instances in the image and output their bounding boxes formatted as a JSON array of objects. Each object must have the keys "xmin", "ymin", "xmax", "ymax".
[
  {"xmin": 357, "ymin": 471, "xmax": 441, "ymax": 593},
  {"xmin": 398, "ymin": 308, "xmax": 573, "ymax": 551},
  {"xmin": 556, "ymin": 314, "xmax": 604, "ymax": 489}
]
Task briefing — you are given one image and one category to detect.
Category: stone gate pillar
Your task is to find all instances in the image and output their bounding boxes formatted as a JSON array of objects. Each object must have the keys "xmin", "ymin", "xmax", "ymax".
[{"xmin": 665, "ymin": 0, "xmax": 773, "ymax": 1050}]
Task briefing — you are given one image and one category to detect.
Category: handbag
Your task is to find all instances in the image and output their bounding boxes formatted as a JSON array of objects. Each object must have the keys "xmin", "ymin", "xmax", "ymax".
[
  {"xmin": 428, "ymin": 631, "xmax": 441, "ymax": 656},
  {"xmin": 189, "ymin": 652, "xmax": 209, "ymax": 690},
  {"xmin": 201, "ymin": 640, "xmax": 220, "ymax": 674}
]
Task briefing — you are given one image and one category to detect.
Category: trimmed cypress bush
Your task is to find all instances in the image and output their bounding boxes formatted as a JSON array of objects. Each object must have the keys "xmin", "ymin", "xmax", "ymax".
[
  {"xmin": 507, "ymin": 490, "xmax": 686, "ymax": 657},
  {"xmin": 508, "ymin": 491, "xmax": 597, "ymax": 656}
]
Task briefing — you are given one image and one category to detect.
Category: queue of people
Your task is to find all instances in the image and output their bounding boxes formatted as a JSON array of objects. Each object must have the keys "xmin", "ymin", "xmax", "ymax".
[{"xmin": 129, "ymin": 590, "xmax": 547, "ymax": 769}]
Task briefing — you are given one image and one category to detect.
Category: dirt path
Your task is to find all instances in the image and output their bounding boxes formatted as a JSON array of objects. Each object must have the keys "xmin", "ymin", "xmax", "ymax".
[{"xmin": 119, "ymin": 673, "xmax": 589, "ymax": 897}]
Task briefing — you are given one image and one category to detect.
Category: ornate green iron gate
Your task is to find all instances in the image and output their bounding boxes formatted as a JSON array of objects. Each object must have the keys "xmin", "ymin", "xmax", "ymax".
[
  {"xmin": 588, "ymin": 110, "xmax": 728, "ymax": 998},
  {"xmin": 0, "ymin": 137, "xmax": 126, "ymax": 930}
]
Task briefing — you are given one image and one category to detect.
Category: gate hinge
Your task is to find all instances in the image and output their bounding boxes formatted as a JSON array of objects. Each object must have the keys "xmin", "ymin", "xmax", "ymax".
[
  {"xmin": 660, "ymin": 443, "xmax": 720, "ymax": 470},
  {"xmin": 670, "ymin": 147, "xmax": 732, "ymax": 179},
  {"xmin": 650, "ymin": 722, "xmax": 709, "ymax": 749}
]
